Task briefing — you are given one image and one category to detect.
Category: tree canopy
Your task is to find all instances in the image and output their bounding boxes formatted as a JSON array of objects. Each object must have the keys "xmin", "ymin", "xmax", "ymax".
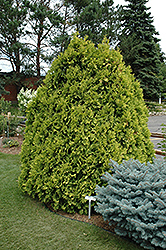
[
  {"xmin": 118, "ymin": 0, "xmax": 164, "ymax": 99},
  {"xmin": 0, "ymin": 0, "xmax": 119, "ymax": 77}
]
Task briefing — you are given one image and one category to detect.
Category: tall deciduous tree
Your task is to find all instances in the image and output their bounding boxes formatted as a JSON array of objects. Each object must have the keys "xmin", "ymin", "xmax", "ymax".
[{"xmin": 118, "ymin": 0, "xmax": 163, "ymax": 100}]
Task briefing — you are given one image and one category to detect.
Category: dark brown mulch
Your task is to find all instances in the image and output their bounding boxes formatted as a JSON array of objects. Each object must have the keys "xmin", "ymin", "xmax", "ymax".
[
  {"xmin": 47, "ymin": 204, "xmax": 116, "ymax": 234},
  {"xmin": 0, "ymin": 135, "xmax": 23, "ymax": 155}
]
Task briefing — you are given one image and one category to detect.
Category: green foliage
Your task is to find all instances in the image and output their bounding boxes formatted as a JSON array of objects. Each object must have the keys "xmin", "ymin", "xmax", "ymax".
[
  {"xmin": 2, "ymin": 138, "xmax": 19, "ymax": 147},
  {"xmin": 8, "ymin": 115, "xmax": 21, "ymax": 137},
  {"xmin": 95, "ymin": 158, "xmax": 166, "ymax": 250},
  {"xmin": 118, "ymin": 0, "xmax": 163, "ymax": 100},
  {"xmin": 0, "ymin": 98, "xmax": 21, "ymax": 136},
  {"xmin": 19, "ymin": 35, "xmax": 154, "ymax": 215},
  {"xmin": 0, "ymin": 97, "xmax": 11, "ymax": 114},
  {"xmin": 158, "ymin": 123, "xmax": 166, "ymax": 159},
  {"xmin": 0, "ymin": 114, "xmax": 6, "ymax": 135},
  {"xmin": 0, "ymin": 76, "xmax": 9, "ymax": 96},
  {"xmin": 0, "ymin": 0, "xmax": 28, "ymax": 73},
  {"xmin": 159, "ymin": 62, "xmax": 166, "ymax": 95}
]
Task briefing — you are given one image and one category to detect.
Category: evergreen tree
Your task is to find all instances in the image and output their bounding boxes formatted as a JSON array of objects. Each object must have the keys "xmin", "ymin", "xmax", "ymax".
[
  {"xmin": 0, "ymin": 73, "xmax": 9, "ymax": 96},
  {"xmin": 118, "ymin": 0, "xmax": 163, "ymax": 100},
  {"xmin": 67, "ymin": 0, "xmax": 119, "ymax": 46},
  {"xmin": 101, "ymin": 0, "xmax": 121, "ymax": 47},
  {"xmin": 0, "ymin": 0, "xmax": 28, "ymax": 73},
  {"xmin": 159, "ymin": 61, "xmax": 166, "ymax": 97},
  {"xmin": 25, "ymin": 0, "xmax": 62, "ymax": 76},
  {"xmin": 19, "ymin": 35, "xmax": 154, "ymax": 214}
]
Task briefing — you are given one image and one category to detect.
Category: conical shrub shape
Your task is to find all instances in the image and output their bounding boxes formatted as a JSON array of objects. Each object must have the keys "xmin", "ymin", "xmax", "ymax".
[{"xmin": 19, "ymin": 35, "xmax": 154, "ymax": 214}]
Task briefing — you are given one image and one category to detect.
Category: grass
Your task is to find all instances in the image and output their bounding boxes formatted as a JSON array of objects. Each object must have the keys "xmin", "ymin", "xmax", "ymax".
[{"xmin": 0, "ymin": 153, "xmax": 144, "ymax": 250}]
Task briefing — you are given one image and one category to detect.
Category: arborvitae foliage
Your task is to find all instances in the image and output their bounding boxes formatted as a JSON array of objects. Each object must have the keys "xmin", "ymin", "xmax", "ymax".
[
  {"xmin": 95, "ymin": 158, "xmax": 166, "ymax": 250},
  {"xmin": 118, "ymin": 0, "xmax": 163, "ymax": 100},
  {"xmin": 18, "ymin": 35, "xmax": 154, "ymax": 214}
]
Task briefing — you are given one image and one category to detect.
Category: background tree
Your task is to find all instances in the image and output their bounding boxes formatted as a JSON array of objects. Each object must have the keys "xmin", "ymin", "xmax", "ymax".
[
  {"xmin": 100, "ymin": 0, "xmax": 121, "ymax": 47},
  {"xmin": 25, "ymin": 0, "xmax": 62, "ymax": 77},
  {"xmin": 159, "ymin": 61, "xmax": 166, "ymax": 97},
  {"xmin": 0, "ymin": 0, "xmax": 28, "ymax": 74},
  {"xmin": 118, "ymin": 0, "xmax": 163, "ymax": 100},
  {"xmin": 69, "ymin": 0, "xmax": 119, "ymax": 46},
  {"xmin": 0, "ymin": 0, "xmax": 121, "ymax": 77},
  {"xmin": 0, "ymin": 74, "xmax": 9, "ymax": 96}
]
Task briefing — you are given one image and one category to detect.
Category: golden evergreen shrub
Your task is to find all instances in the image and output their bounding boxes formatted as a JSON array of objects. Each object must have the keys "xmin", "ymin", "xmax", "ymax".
[{"xmin": 19, "ymin": 35, "xmax": 154, "ymax": 214}]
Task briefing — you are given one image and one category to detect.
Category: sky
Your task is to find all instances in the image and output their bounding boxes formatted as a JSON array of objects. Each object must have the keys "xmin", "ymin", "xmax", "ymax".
[
  {"xmin": 0, "ymin": 0, "xmax": 165, "ymax": 72},
  {"xmin": 114, "ymin": 0, "xmax": 166, "ymax": 55}
]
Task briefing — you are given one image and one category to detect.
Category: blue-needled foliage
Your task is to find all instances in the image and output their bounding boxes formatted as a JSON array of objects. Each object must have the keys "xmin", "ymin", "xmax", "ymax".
[
  {"xmin": 95, "ymin": 158, "xmax": 166, "ymax": 250},
  {"xmin": 19, "ymin": 34, "xmax": 154, "ymax": 215}
]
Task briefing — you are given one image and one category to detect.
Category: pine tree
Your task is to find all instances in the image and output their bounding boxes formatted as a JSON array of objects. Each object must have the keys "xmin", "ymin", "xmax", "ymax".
[
  {"xmin": 19, "ymin": 35, "xmax": 154, "ymax": 214},
  {"xmin": 25, "ymin": 0, "xmax": 62, "ymax": 76},
  {"xmin": 0, "ymin": 73, "xmax": 9, "ymax": 96},
  {"xmin": 0, "ymin": 0, "xmax": 28, "ymax": 73},
  {"xmin": 118, "ymin": 0, "xmax": 163, "ymax": 100},
  {"xmin": 100, "ymin": 0, "xmax": 120, "ymax": 47},
  {"xmin": 66, "ymin": 0, "xmax": 119, "ymax": 46}
]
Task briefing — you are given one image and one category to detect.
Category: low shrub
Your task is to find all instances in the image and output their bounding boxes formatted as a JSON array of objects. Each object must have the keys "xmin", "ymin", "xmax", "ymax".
[
  {"xmin": 0, "ymin": 115, "xmax": 6, "ymax": 135},
  {"xmin": 8, "ymin": 116, "xmax": 21, "ymax": 136},
  {"xmin": 2, "ymin": 138, "xmax": 19, "ymax": 147},
  {"xmin": 95, "ymin": 158, "xmax": 166, "ymax": 250},
  {"xmin": 0, "ymin": 97, "xmax": 11, "ymax": 114}
]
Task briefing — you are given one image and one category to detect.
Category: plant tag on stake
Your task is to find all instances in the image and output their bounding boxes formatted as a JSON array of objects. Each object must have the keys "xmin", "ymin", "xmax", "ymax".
[{"xmin": 85, "ymin": 196, "xmax": 96, "ymax": 219}]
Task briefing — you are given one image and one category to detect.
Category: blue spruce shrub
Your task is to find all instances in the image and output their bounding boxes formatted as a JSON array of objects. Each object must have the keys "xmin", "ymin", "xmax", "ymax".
[{"xmin": 95, "ymin": 158, "xmax": 166, "ymax": 250}]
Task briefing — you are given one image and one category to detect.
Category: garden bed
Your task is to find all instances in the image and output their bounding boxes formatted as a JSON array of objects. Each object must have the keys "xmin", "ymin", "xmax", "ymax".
[{"xmin": 0, "ymin": 135, "xmax": 23, "ymax": 155}]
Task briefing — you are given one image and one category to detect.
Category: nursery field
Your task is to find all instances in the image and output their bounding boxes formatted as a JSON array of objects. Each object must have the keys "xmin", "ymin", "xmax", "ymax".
[{"xmin": 0, "ymin": 153, "xmax": 144, "ymax": 250}]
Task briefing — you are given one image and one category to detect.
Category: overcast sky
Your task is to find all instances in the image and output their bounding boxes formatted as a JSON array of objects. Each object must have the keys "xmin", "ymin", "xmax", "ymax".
[
  {"xmin": 0, "ymin": 0, "xmax": 165, "ymax": 73},
  {"xmin": 115, "ymin": 0, "xmax": 166, "ymax": 55}
]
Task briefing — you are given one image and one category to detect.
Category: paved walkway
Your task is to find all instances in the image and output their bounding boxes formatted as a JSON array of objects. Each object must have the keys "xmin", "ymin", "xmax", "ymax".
[
  {"xmin": 148, "ymin": 115, "xmax": 166, "ymax": 133},
  {"xmin": 147, "ymin": 115, "xmax": 166, "ymax": 159}
]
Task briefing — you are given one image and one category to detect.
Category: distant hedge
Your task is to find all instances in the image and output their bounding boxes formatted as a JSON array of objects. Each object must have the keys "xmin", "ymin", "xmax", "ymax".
[{"xmin": 19, "ymin": 35, "xmax": 154, "ymax": 214}]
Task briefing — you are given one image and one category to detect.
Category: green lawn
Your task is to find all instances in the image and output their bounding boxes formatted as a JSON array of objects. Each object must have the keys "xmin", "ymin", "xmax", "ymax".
[{"xmin": 0, "ymin": 153, "xmax": 143, "ymax": 250}]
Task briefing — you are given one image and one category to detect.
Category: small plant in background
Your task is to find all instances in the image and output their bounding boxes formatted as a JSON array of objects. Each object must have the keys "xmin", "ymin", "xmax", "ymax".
[
  {"xmin": 0, "ymin": 114, "xmax": 7, "ymax": 135},
  {"xmin": 0, "ymin": 98, "xmax": 11, "ymax": 136},
  {"xmin": 2, "ymin": 138, "xmax": 19, "ymax": 148},
  {"xmin": 8, "ymin": 116, "xmax": 22, "ymax": 137},
  {"xmin": 95, "ymin": 158, "xmax": 166, "ymax": 250},
  {"xmin": 158, "ymin": 123, "xmax": 166, "ymax": 159},
  {"xmin": 0, "ymin": 97, "xmax": 11, "ymax": 114},
  {"xmin": 17, "ymin": 87, "xmax": 37, "ymax": 114}
]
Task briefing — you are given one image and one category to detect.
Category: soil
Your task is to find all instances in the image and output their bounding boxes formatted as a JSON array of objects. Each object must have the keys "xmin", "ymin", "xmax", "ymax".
[
  {"xmin": 48, "ymin": 206, "xmax": 116, "ymax": 234},
  {"xmin": 0, "ymin": 135, "xmax": 116, "ymax": 234},
  {"xmin": 0, "ymin": 135, "xmax": 23, "ymax": 155}
]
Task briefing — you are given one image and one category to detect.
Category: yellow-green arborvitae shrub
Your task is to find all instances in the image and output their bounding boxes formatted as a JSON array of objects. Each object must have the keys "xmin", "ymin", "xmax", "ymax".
[{"xmin": 18, "ymin": 35, "xmax": 155, "ymax": 214}]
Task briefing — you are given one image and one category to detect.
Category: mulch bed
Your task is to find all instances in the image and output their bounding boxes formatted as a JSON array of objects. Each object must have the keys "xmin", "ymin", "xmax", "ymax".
[{"xmin": 0, "ymin": 135, "xmax": 23, "ymax": 155}]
